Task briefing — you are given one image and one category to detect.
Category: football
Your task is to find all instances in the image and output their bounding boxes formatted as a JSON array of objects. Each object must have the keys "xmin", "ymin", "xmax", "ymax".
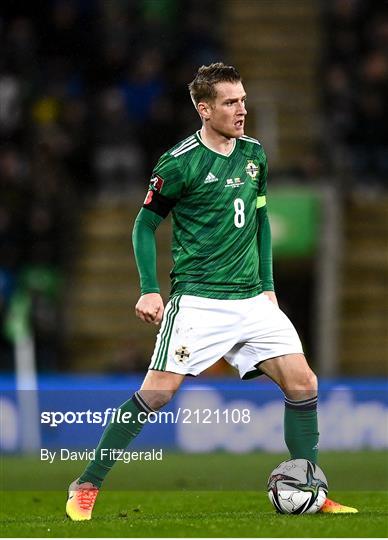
[{"xmin": 268, "ymin": 459, "xmax": 328, "ymax": 514}]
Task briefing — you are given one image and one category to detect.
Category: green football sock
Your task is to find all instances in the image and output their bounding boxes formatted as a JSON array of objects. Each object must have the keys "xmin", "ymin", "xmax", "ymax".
[
  {"xmin": 78, "ymin": 392, "xmax": 153, "ymax": 487},
  {"xmin": 284, "ymin": 396, "xmax": 319, "ymax": 464}
]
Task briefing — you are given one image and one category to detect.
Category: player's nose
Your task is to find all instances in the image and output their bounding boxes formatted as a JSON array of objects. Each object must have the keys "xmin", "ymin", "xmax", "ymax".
[{"xmin": 238, "ymin": 102, "xmax": 247, "ymax": 115}]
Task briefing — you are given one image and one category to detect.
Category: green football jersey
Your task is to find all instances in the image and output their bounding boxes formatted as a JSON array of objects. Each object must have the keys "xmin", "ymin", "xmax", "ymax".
[{"xmin": 147, "ymin": 131, "xmax": 268, "ymax": 300}]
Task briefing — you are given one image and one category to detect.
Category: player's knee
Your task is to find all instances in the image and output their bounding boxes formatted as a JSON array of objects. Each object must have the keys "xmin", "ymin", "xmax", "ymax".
[
  {"xmin": 138, "ymin": 389, "xmax": 175, "ymax": 410},
  {"xmin": 304, "ymin": 369, "xmax": 318, "ymax": 395},
  {"xmin": 284, "ymin": 368, "xmax": 318, "ymax": 400}
]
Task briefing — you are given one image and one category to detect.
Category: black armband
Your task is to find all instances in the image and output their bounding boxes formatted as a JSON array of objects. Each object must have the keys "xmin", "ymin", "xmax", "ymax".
[{"xmin": 143, "ymin": 190, "xmax": 177, "ymax": 218}]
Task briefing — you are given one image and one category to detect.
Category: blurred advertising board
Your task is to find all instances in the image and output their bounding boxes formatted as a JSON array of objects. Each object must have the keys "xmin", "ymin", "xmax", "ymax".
[
  {"xmin": 1, "ymin": 375, "xmax": 387, "ymax": 453},
  {"xmin": 269, "ymin": 188, "xmax": 320, "ymax": 257}
]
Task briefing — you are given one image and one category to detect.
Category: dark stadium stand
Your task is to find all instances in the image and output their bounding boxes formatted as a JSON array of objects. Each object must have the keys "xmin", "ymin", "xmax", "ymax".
[{"xmin": 0, "ymin": 0, "xmax": 386, "ymax": 375}]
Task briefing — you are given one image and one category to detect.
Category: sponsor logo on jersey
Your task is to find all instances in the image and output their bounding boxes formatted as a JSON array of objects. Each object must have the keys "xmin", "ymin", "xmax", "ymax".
[
  {"xmin": 225, "ymin": 177, "xmax": 244, "ymax": 188},
  {"xmin": 204, "ymin": 172, "xmax": 219, "ymax": 183},
  {"xmin": 175, "ymin": 345, "xmax": 190, "ymax": 363},
  {"xmin": 245, "ymin": 160, "xmax": 259, "ymax": 179}
]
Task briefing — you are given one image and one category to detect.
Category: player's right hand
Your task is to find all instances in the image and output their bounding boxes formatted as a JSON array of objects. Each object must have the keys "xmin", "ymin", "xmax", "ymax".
[{"xmin": 135, "ymin": 293, "xmax": 164, "ymax": 325}]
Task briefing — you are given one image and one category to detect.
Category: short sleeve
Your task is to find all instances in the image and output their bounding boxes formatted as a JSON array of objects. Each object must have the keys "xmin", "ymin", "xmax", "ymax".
[
  {"xmin": 149, "ymin": 152, "xmax": 184, "ymax": 200},
  {"xmin": 143, "ymin": 152, "xmax": 184, "ymax": 217}
]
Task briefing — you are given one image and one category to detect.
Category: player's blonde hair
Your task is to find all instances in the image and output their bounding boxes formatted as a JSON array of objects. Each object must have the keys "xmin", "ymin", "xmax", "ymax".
[{"xmin": 188, "ymin": 62, "xmax": 241, "ymax": 107}]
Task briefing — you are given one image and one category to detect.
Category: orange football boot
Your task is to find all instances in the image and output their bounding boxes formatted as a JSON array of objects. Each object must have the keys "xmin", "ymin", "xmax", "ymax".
[
  {"xmin": 66, "ymin": 478, "xmax": 99, "ymax": 521},
  {"xmin": 320, "ymin": 497, "xmax": 358, "ymax": 514}
]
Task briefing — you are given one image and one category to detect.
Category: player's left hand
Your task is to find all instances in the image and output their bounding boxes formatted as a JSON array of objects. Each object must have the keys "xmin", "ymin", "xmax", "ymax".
[{"xmin": 263, "ymin": 290, "xmax": 278, "ymax": 307}]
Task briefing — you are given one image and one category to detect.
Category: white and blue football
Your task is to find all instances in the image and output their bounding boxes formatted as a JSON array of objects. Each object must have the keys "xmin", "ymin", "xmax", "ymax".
[{"xmin": 268, "ymin": 459, "xmax": 328, "ymax": 514}]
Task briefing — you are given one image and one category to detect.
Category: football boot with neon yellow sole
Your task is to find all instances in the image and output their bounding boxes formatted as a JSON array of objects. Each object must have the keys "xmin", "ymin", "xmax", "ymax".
[
  {"xmin": 66, "ymin": 478, "xmax": 99, "ymax": 521},
  {"xmin": 320, "ymin": 497, "xmax": 358, "ymax": 514}
]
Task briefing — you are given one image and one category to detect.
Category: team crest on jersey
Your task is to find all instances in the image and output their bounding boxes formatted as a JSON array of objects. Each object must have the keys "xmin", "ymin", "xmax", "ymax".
[
  {"xmin": 245, "ymin": 160, "xmax": 259, "ymax": 179},
  {"xmin": 175, "ymin": 345, "xmax": 190, "ymax": 363}
]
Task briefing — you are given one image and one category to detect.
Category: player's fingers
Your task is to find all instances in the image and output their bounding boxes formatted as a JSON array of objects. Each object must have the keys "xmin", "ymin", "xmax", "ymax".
[
  {"xmin": 136, "ymin": 302, "xmax": 162, "ymax": 324},
  {"xmin": 135, "ymin": 309, "xmax": 145, "ymax": 322},
  {"xmin": 154, "ymin": 305, "xmax": 164, "ymax": 325},
  {"xmin": 135, "ymin": 307, "xmax": 152, "ymax": 323},
  {"xmin": 141, "ymin": 310, "xmax": 156, "ymax": 323},
  {"xmin": 145, "ymin": 307, "xmax": 162, "ymax": 324}
]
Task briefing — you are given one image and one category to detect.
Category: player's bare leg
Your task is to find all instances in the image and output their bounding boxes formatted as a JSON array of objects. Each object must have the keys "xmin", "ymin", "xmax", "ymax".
[
  {"xmin": 139, "ymin": 370, "xmax": 185, "ymax": 409},
  {"xmin": 259, "ymin": 353, "xmax": 317, "ymax": 401},
  {"xmin": 259, "ymin": 353, "xmax": 358, "ymax": 513}
]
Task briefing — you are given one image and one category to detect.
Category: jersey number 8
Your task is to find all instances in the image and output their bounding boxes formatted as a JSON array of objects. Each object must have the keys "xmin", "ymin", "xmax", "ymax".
[{"xmin": 234, "ymin": 198, "xmax": 245, "ymax": 228}]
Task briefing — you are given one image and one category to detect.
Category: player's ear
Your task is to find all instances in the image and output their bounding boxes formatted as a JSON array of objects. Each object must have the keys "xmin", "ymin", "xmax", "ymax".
[{"xmin": 197, "ymin": 101, "xmax": 211, "ymax": 120}]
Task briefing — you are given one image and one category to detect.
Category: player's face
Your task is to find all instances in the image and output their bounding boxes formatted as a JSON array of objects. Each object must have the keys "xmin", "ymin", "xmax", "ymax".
[{"xmin": 204, "ymin": 81, "xmax": 247, "ymax": 139}]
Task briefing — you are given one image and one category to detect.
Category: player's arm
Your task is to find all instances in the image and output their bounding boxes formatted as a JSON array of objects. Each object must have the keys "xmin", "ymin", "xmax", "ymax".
[
  {"xmin": 132, "ymin": 156, "xmax": 182, "ymax": 324},
  {"xmin": 257, "ymin": 154, "xmax": 278, "ymax": 306},
  {"xmin": 132, "ymin": 191, "xmax": 176, "ymax": 325},
  {"xmin": 257, "ymin": 202, "xmax": 277, "ymax": 306},
  {"xmin": 132, "ymin": 207, "xmax": 165, "ymax": 324}
]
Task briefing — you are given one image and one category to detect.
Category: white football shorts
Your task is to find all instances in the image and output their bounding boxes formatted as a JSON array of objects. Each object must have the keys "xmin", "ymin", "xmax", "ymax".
[{"xmin": 149, "ymin": 293, "xmax": 304, "ymax": 379}]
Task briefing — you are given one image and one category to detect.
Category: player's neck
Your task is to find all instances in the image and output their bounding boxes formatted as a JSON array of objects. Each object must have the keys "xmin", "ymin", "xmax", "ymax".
[{"xmin": 199, "ymin": 127, "xmax": 235, "ymax": 156}]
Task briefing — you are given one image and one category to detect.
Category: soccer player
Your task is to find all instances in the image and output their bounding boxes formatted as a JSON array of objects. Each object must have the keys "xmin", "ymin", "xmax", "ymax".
[{"xmin": 66, "ymin": 63, "xmax": 357, "ymax": 520}]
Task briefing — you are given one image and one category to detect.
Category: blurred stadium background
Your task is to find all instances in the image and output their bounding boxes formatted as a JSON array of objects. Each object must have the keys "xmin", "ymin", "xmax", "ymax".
[{"xmin": 0, "ymin": 0, "xmax": 387, "ymax": 457}]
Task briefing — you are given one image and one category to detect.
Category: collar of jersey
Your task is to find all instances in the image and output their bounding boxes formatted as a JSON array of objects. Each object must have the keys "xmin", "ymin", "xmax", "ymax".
[{"xmin": 195, "ymin": 130, "xmax": 237, "ymax": 158}]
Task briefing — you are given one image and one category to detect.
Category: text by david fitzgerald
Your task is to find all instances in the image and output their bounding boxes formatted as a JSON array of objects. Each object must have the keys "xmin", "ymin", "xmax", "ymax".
[{"xmin": 41, "ymin": 448, "xmax": 163, "ymax": 464}]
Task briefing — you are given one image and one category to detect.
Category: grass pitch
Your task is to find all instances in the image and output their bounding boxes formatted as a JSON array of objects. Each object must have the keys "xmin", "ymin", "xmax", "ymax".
[{"xmin": 1, "ymin": 451, "xmax": 387, "ymax": 537}]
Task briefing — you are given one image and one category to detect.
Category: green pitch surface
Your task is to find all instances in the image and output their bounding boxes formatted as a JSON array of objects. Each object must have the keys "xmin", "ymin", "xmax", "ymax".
[{"xmin": 1, "ymin": 451, "xmax": 387, "ymax": 537}]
